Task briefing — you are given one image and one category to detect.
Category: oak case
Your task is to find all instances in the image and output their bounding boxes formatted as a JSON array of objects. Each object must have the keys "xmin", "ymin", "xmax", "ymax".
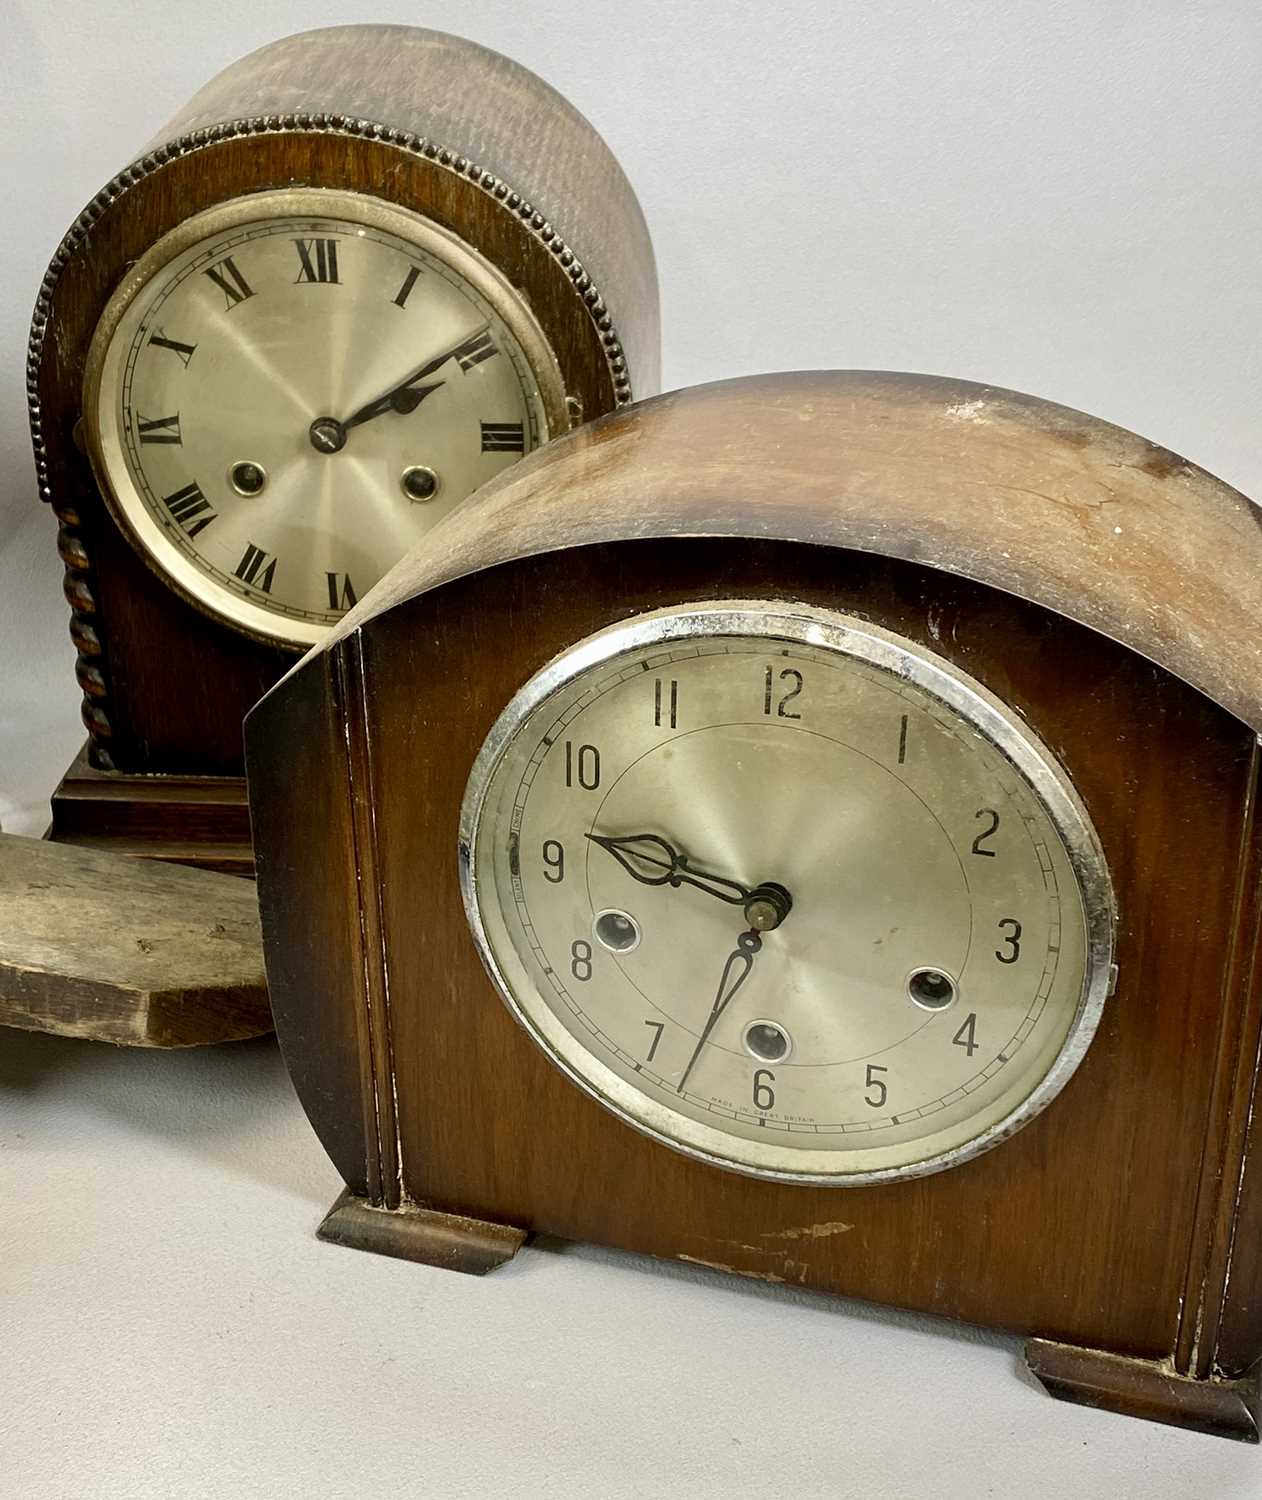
[
  {"xmin": 29, "ymin": 23, "xmax": 659, "ymax": 874},
  {"xmin": 247, "ymin": 373, "xmax": 1262, "ymax": 1440}
]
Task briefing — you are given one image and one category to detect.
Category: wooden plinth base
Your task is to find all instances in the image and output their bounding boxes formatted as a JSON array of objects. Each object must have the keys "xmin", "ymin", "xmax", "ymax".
[
  {"xmin": 1026, "ymin": 1339, "xmax": 1261, "ymax": 1442},
  {"xmin": 317, "ymin": 1191, "xmax": 527, "ymax": 1275},
  {"xmin": 47, "ymin": 744, "xmax": 254, "ymax": 876}
]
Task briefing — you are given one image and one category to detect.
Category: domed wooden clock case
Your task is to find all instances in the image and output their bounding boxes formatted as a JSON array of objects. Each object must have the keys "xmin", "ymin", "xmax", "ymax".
[
  {"xmin": 247, "ymin": 372, "xmax": 1262, "ymax": 1441},
  {"xmin": 29, "ymin": 23, "xmax": 659, "ymax": 876}
]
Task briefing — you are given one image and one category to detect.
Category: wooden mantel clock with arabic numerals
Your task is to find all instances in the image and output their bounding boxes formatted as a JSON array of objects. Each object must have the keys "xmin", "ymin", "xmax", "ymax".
[
  {"xmin": 29, "ymin": 22, "xmax": 658, "ymax": 879},
  {"xmin": 247, "ymin": 372, "xmax": 1262, "ymax": 1442}
]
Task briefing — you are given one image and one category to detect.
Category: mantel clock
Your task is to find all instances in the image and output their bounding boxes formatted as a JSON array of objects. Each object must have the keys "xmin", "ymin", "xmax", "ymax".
[
  {"xmin": 29, "ymin": 23, "xmax": 659, "ymax": 874},
  {"xmin": 247, "ymin": 372, "xmax": 1262, "ymax": 1441}
]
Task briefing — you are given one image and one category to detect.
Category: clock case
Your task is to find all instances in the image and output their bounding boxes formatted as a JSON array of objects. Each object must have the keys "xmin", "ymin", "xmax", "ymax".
[
  {"xmin": 247, "ymin": 372, "xmax": 1262, "ymax": 1441},
  {"xmin": 29, "ymin": 23, "xmax": 660, "ymax": 877}
]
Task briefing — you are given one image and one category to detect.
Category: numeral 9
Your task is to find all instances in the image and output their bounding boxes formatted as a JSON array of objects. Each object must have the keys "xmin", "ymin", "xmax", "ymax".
[{"xmin": 542, "ymin": 840, "xmax": 565, "ymax": 883}]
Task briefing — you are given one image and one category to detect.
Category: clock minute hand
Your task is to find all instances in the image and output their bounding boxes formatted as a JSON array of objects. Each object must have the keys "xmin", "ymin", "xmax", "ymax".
[
  {"xmin": 677, "ymin": 930, "xmax": 762, "ymax": 1095},
  {"xmin": 339, "ymin": 324, "xmax": 492, "ymax": 432},
  {"xmin": 586, "ymin": 831, "xmax": 752, "ymax": 907}
]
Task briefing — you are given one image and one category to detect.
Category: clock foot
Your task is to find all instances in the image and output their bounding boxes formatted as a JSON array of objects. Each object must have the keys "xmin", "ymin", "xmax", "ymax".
[
  {"xmin": 47, "ymin": 743, "xmax": 254, "ymax": 877},
  {"xmin": 1025, "ymin": 1338, "xmax": 1260, "ymax": 1442},
  {"xmin": 317, "ymin": 1190, "xmax": 528, "ymax": 1276}
]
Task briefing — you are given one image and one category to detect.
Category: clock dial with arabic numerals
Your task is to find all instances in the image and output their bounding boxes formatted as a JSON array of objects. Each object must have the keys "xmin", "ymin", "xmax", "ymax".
[
  {"xmin": 461, "ymin": 601, "xmax": 1115, "ymax": 1184},
  {"xmin": 84, "ymin": 189, "xmax": 563, "ymax": 647}
]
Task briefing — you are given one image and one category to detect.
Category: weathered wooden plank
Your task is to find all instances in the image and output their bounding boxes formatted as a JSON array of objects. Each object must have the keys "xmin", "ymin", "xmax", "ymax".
[{"xmin": 0, "ymin": 834, "xmax": 269, "ymax": 1047}]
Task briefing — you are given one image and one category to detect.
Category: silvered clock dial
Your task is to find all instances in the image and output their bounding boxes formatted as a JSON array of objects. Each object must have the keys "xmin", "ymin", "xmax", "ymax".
[
  {"xmin": 461, "ymin": 600, "xmax": 1116, "ymax": 1184},
  {"xmin": 83, "ymin": 188, "xmax": 564, "ymax": 647}
]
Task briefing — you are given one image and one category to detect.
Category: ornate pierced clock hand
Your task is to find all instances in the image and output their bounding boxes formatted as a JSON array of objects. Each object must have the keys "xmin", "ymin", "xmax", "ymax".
[
  {"xmin": 587, "ymin": 830, "xmax": 748, "ymax": 904},
  {"xmin": 588, "ymin": 830, "xmax": 750, "ymax": 905},
  {"xmin": 586, "ymin": 831, "xmax": 792, "ymax": 929},
  {"xmin": 676, "ymin": 929, "xmax": 763, "ymax": 1095}
]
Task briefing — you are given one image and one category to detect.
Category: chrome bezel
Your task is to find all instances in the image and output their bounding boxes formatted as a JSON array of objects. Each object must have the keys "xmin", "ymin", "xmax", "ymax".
[{"xmin": 459, "ymin": 599, "xmax": 1117, "ymax": 1186}]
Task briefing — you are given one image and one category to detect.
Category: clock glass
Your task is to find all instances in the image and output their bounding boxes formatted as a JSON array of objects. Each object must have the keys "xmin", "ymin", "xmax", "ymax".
[
  {"xmin": 460, "ymin": 601, "xmax": 1116, "ymax": 1184},
  {"xmin": 84, "ymin": 189, "xmax": 564, "ymax": 647}
]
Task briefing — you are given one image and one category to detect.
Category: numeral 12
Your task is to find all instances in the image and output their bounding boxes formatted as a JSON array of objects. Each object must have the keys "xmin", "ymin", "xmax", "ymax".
[{"xmin": 764, "ymin": 666, "xmax": 803, "ymax": 719}]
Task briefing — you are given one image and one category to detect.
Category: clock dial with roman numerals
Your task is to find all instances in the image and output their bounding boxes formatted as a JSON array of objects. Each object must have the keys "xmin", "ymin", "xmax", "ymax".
[{"xmin": 84, "ymin": 189, "xmax": 565, "ymax": 647}]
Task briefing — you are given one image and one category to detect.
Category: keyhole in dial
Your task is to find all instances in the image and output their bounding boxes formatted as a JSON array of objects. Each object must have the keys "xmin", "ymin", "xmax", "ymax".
[
  {"xmin": 907, "ymin": 968, "xmax": 958, "ymax": 1012},
  {"xmin": 594, "ymin": 908, "xmax": 641, "ymax": 953},
  {"xmin": 743, "ymin": 1020, "xmax": 791, "ymax": 1062}
]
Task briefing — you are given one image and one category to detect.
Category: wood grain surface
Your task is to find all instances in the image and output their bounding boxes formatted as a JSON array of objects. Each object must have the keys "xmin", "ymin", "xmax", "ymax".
[
  {"xmin": 315, "ymin": 371, "xmax": 1262, "ymax": 736},
  {"xmin": 0, "ymin": 833, "xmax": 269, "ymax": 1046},
  {"xmin": 47, "ymin": 743, "xmax": 253, "ymax": 875},
  {"xmin": 1025, "ymin": 1339, "xmax": 1260, "ymax": 1442},
  {"xmin": 155, "ymin": 24, "xmax": 660, "ymax": 399}
]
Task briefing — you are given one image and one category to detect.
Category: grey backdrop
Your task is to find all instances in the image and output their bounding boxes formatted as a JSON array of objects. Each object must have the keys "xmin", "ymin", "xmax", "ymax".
[{"xmin": 1, "ymin": 3, "xmax": 1260, "ymax": 1495}]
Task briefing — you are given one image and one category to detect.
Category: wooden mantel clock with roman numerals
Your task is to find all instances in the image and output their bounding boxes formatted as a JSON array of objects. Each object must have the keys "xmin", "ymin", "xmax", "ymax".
[
  {"xmin": 29, "ymin": 22, "xmax": 658, "ymax": 878},
  {"xmin": 248, "ymin": 372, "xmax": 1262, "ymax": 1442}
]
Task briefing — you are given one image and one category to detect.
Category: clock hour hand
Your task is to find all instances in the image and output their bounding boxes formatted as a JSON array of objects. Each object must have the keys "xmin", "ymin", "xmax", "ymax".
[
  {"xmin": 586, "ymin": 831, "xmax": 792, "ymax": 930},
  {"xmin": 340, "ymin": 380, "xmax": 445, "ymax": 432},
  {"xmin": 586, "ymin": 831, "xmax": 751, "ymax": 907},
  {"xmin": 677, "ymin": 929, "xmax": 762, "ymax": 1094},
  {"xmin": 339, "ymin": 324, "xmax": 492, "ymax": 433}
]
